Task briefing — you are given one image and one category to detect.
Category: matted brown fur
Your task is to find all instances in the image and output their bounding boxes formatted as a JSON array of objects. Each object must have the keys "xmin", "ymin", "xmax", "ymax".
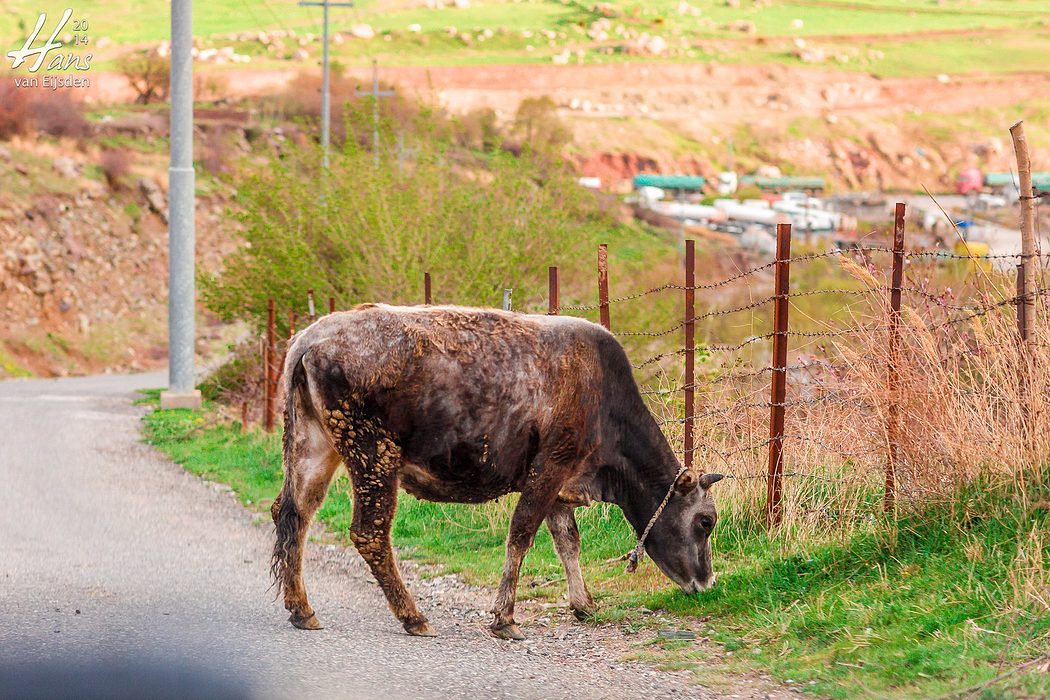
[{"xmin": 270, "ymin": 304, "xmax": 722, "ymax": 639}]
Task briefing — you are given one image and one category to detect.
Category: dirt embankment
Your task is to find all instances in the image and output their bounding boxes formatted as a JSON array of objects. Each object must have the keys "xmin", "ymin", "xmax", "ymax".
[
  {"xmin": 0, "ymin": 132, "xmax": 236, "ymax": 378},
  {"xmin": 91, "ymin": 61, "xmax": 1049, "ymax": 191}
]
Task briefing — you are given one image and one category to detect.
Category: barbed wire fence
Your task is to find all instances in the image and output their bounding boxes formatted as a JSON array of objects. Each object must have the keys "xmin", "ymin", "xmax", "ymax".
[{"xmin": 256, "ymin": 201, "xmax": 1047, "ymax": 530}]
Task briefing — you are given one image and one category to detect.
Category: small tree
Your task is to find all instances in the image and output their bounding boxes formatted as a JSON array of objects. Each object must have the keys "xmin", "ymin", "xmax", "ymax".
[
  {"xmin": 118, "ymin": 51, "xmax": 171, "ymax": 105},
  {"xmin": 511, "ymin": 96, "xmax": 571, "ymax": 157}
]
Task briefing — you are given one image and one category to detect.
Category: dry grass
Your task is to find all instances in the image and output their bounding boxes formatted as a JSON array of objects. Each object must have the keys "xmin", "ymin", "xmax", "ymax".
[{"xmin": 650, "ymin": 249, "xmax": 1047, "ymax": 546}]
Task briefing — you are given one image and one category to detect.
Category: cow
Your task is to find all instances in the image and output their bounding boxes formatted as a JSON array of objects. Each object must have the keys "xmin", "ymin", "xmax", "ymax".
[{"xmin": 270, "ymin": 303, "xmax": 723, "ymax": 640}]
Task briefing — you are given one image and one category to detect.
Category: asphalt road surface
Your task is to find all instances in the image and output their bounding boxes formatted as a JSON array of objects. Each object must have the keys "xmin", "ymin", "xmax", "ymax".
[{"xmin": 0, "ymin": 372, "xmax": 794, "ymax": 700}]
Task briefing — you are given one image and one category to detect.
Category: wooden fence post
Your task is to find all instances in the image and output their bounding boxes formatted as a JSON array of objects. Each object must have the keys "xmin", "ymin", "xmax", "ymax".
[
  {"xmin": 885, "ymin": 203, "xmax": 906, "ymax": 514},
  {"xmin": 767, "ymin": 223, "xmax": 792, "ymax": 528},
  {"xmin": 548, "ymin": 266, "xmax": 559, "ymax": 315},
  {"xmin": 424, "ymin": 272, "xmax": 432, "ymax": 305},
  {"xmin": 307, "ymin": 289, "xmax": 316, "ymax": 320},
  {"xmin": 265, "ymin": 299, "xmax": 276, "ymax": 433},
  {"xmin": 328, "ymin": 297, "xmax": 335, "ymax": 314},
  {"xmin": 1009, "ymin": 121, "xmax": 1036, "ymax": 355},
  {"xmin": 289, "ymin": 309, "xmax": 296, "ymax": 337},
  {"xmin": 598, "ymin": 244, "xmax": 611, "ymax": 330},
  {"xmin": 684, "ymin": 239, "xmax": 695, "ymax": 473}
]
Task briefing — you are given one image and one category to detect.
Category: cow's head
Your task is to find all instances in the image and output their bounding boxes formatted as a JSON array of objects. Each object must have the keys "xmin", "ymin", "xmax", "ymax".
[{"xmin": 642, "ymin": 471, "xmax": 724, "ymax": 594}]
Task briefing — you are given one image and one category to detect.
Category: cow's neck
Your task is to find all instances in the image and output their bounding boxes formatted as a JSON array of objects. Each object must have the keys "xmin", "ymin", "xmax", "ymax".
[
  {"xmin": 606, "ymin": 413, "xmax": 682, "ymax": 536},
  {"xmin": 593, "ymin": 334, "xmax": 684, "ymax": 537}
]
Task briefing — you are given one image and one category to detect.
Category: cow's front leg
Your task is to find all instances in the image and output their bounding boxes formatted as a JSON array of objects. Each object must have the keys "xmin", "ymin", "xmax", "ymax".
[
  {"xmin": 490, "ymin": 481, "xmax": 561, "ymax": 640},
  {"xmin": 546, "ymin": 502, "xmax": 596, "ymax": 620}
]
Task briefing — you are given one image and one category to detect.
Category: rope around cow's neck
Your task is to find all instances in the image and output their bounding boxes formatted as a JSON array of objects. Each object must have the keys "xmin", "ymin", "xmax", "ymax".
[{"xmin": 624, "ymin": 466, "xmax": 688, "ymax": 573}]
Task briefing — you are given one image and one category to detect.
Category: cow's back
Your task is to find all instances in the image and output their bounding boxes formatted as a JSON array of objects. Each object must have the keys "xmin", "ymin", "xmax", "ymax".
[{"xmin": 295, "ymin": 304, "xmax": 607, "ymax": 484}]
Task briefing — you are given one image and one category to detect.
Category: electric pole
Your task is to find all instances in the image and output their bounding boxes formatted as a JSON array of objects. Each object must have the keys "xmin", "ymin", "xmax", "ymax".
[
  {"xmin": 161, "ymin": 0, "xmax": 200, "ymax": 409},
  {"xmin": 299, "ymin": 0, "xmax": 353, "ymax": 168},
  {"xmin": 356, "ymin": 58, "xmax": 395, "ymax": 167}
]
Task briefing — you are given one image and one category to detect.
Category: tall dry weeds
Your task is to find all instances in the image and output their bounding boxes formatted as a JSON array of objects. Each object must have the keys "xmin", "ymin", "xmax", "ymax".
[{"xmin": 648, "ymin": 250, "xmax": 1048, "ymax": 544}]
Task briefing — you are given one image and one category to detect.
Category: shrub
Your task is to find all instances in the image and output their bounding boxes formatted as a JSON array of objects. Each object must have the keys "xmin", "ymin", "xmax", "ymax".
[
  {"xmin": 200, "ymin": 108, "xmax": 657, "ymax": 337},
  {"xmin": 511, "ymin": 96, "xmax": 571, "ymax": 157},
  {"xmin": 0, "ymin": 79, "xmax": 30, "ymax": 139},
  {"xmin": 99, "ymin": 148, "xmax": 132, "ymax": 190},
  {"xmin": 199, "ymin": 126, "xmax": 234, "ymax": 175},
  {"xmin": 28, "ymin": 91, "xmax": 89, "ymax": 138},
  {"xmin": 0, "ymin": 80, "xmax": 88, "ymax": 140},
  {"xmin": 118, "ymin": 50, "xmax": 171, "ymax": 104},
  {"xmin": 454, "ymin": 107, "xmax": 499, "ymax": 152}
]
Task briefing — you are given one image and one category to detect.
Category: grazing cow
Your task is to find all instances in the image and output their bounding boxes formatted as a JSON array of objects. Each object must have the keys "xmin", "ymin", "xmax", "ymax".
[{"xmin": 271, "ymin": 304, "xmax": 723, "ymax": 640}]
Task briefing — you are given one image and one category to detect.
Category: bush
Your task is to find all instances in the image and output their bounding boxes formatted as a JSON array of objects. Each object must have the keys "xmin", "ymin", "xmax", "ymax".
[
  {"xmin": 0, "ymin": 80, "xmax": 30, "ymax": 139},
  {"xmin": 200, "ymin": 108, "xmax": 643, "ymax": 336},
  {"xmin": 453, "ymin": 108, "xmax": 499, "ymax": 152},
  {"xmin": 99, "ymin": 149, "xmax": 132, "ymax": 190},
  {"xmin": 29, "ymin": 92, "xmax": 89, "ymax": 138},
  {"xmin": 118, "ymin": 50, "xmax": 170, "ymax": 104},
  {"xmin": 511, "ymin": 96, "xmax": 570, "ymax": 158},
  {"xmin": 0, "ymin": 79, "xmax": 88, "ymax": 140}
]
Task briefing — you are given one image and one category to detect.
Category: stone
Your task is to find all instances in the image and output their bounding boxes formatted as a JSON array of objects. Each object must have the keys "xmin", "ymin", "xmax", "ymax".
[
  {"xmin": 349, "ymin": 24, "xmax": 375, "ymax": 39},
  {"xmin": 138, "ymin": 177, "xmax": 167, "ymax": 222},
  {"xmin": 53, "ymin": 156, "xmax": 79, "ymax": 179}
]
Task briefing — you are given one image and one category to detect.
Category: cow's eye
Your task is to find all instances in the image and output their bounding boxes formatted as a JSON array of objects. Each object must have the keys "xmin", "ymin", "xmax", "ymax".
[{"xmin": 699, "ymin": 516, "xmax": 715, "ymax": 530}]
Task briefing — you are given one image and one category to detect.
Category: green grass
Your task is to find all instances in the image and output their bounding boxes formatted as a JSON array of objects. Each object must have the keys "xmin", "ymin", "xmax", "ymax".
[
  {"xmin": 4, "ymin": 1, "xmax": 1048, "ymax": 75},
  {"xmin": 142, "ymin": 393, "xmax": 1050, "ymax": 698}
]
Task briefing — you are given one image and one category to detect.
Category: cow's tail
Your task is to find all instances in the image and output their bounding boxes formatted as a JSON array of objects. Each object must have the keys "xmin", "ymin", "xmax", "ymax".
[{"xmin": 269, "ymin": 336, "xmax": 311, "ymax": 594}]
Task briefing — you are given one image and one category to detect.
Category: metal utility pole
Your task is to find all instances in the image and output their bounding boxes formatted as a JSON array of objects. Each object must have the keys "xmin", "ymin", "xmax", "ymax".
[
  {"xmin": 299, "ymin": 0, "xmax": 353, "ymax": 168},
  {"xmin": 356, "ymin": 58, "xmax": 395, "ymax": 167},
  {"xmin": 161, "ymin": 0, "xmax": 200, "ymax": 409}
]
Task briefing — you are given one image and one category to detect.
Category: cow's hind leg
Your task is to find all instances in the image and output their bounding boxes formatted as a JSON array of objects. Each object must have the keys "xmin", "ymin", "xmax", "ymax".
[
  {"xmin": 546, "ymin": 503, "xmax": 596, "ymax": 621},
  {"xmin": 271, "ymin": 410, "xmax": 341, "ymax": 630},
  {"xmin": 336, "ymin": 411, "xmax": 435, "ymax": 637},
  {"xmin": 490, "ymin": 468, "xmax": 565, "ymax": 640}
]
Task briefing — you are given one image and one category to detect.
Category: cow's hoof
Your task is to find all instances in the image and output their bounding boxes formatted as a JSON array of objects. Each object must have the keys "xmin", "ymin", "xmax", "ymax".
[
  {"xmin": 404, "ymin": 620, "xmax": 438, "ymax": 637},
  {"xmin": 490, "ymin": 622, "xmax": 526, "ymax": 641},
  {"xmin": 289, "ymin": 613, "xmax": 323, "ymax": 630},
  {"xmin": 571, "ymin": 604, "xmax": 597, "ymax": 622}
]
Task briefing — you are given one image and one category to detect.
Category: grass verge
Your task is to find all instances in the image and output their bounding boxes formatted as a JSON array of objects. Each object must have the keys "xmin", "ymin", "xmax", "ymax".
[{"xmin": 141, "ymin": 392, "xmax": 1049, "ymax": 699}]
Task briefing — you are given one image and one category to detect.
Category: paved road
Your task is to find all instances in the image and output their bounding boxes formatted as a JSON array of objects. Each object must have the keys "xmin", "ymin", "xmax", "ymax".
[{"xmin": 0, "ymin": 373, "xmax": 776, "ymax": 699}]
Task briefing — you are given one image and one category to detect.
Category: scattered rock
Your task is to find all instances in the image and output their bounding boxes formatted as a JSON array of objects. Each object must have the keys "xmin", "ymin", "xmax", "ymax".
[
  {"xmin": 349, "ymin": 24, "xmax": 375, "ymax": 40},
  {"xmin": 727, "ymin": 20, "xmax": 756, "ymax": 34},
  {"xmin": 138, "ymin": 178, "xmax": 167, "ymax": 223},
  {"xmin": 53, "ymin": 157, "xmax": 80, "ymax": 179}
]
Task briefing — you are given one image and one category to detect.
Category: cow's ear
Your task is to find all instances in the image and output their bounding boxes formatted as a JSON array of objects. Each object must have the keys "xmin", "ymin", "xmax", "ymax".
[
  {"xmin": 675, "ymin": 470, "xmax": 699, "ymax": 494},
  {"xmin": 699, "ymin": 473, "xmax": 724, "ymax": 490}
]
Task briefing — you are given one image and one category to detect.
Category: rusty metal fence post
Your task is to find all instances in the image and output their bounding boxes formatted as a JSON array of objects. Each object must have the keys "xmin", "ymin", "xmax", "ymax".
[
  {"xmin": 328, "ymin": 297, "xmax": 335, "ymax": 314},
  {"xmin": 684, "ymin": 239, "xmax": 695, "ymax": 473},
  {"xmin": 424, "ymin": 272, "xmax": 432, "ymax": 305},
  {"xmin": 766, "ymin": 223, "xmax": 792, "ymax": 528},
  {"xmin": 289, "ymin": 309, "xmax": 296, "ymax": 337},
  {"xmin": 885, "ymin": 203, "xmax": 906, "ymax": 513},
  {"xmin": 265, "ymin": 299, "xmax": 276, "ymax": 433},
  {"xmin": 598, "ymin": 244, "xmax": 611, "ymax": 330},
  {"xmin": 548, "ymin": 266, "xmax": 559, "ymax": 315}
]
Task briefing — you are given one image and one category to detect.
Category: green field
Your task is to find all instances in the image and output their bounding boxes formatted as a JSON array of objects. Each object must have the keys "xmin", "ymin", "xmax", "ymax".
[
  {"xmin": 3, "ymin": 0, "xmax": 1048, "ymax": 75},
  {"xmin": 142, "ymin": 393, "xmax": 1050, "ymax": 699}
]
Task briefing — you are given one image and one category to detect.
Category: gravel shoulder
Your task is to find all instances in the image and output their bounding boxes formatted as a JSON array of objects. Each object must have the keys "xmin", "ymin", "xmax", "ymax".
[{"xmin": 0, "ymin": 372, "xmax": 801, "ymax": 699}]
